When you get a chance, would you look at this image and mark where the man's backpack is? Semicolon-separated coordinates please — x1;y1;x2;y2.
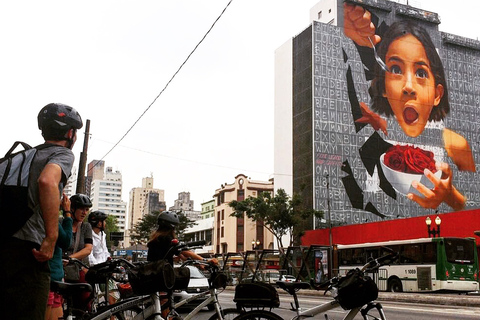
0;141;42;237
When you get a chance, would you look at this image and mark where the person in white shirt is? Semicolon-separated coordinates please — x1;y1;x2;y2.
88;211;119;304
88;211;110;265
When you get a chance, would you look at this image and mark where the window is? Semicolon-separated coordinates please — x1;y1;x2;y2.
445;238;475;264
318;10;322;19
400;244;422;264
237;189;245;201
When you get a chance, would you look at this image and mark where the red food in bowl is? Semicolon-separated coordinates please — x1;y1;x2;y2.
384;145;436;174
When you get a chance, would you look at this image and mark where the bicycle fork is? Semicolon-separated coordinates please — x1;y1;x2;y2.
151;293;164;320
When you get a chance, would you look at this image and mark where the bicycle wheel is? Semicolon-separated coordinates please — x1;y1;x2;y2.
207;307;243;320
232;310;283;320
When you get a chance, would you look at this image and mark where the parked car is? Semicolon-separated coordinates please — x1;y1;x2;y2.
280;275;297;282
172;265;215;311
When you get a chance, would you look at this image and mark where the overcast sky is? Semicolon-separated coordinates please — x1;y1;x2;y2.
0;0;478;210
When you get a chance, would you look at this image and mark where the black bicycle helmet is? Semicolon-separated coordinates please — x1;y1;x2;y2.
157;211;180;229
38;103;83;140
88;210;108;227
70;193;93;211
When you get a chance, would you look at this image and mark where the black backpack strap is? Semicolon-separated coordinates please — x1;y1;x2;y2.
4;141;32;158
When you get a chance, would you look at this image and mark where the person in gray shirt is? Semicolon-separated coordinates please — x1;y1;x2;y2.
1;103;83;320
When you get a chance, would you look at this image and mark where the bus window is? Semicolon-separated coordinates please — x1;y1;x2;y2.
365;247;379;261
444;239;475;264
380;245;400;264
400;244;422;264
339;249;351;266
352;248;365;265
422;243;436;263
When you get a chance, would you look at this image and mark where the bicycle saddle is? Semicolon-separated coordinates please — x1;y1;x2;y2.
50;280;93;296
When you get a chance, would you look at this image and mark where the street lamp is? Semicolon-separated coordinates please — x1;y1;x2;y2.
251;239;260;250
426;216;441;238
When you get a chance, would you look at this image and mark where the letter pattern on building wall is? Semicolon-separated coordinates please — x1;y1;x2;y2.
313;4;480;227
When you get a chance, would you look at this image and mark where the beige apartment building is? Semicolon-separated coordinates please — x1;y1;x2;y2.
127;176;165;244
213;174;274;254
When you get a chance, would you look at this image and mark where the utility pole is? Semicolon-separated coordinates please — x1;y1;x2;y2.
76;119;90;194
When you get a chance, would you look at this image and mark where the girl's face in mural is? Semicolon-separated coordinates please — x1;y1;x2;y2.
383;34;444;137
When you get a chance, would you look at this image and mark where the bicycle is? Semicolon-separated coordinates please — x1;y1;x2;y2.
232;250;398;320
128;239;243;320
52;240;242;320
52;257;142;319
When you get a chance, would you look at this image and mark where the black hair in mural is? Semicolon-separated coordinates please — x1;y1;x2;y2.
369;20;450;121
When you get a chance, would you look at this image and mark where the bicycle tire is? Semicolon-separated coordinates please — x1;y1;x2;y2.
207;307;244;320
232;310;283;320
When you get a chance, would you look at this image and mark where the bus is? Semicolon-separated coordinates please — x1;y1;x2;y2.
337;237;479;293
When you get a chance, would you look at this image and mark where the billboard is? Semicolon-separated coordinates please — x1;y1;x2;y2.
313;0;480;225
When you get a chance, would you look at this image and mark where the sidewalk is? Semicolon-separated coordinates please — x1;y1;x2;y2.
226;286;480;307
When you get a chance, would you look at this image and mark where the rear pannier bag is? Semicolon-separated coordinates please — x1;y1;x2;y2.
172;266;190;290
233;282;280;308
335;268;378;310
128;260;175;295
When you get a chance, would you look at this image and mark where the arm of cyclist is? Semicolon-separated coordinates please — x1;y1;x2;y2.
179;250;218;265
70;243;93;261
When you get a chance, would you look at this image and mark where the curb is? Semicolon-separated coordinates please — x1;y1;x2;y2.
225;286;480;307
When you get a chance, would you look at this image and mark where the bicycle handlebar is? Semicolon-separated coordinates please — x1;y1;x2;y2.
163;239;207;260
361;251;398;272
174;240;207;252
66;257;137;270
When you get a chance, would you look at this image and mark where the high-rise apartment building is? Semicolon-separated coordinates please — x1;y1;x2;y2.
169;191;201;221
90;166;127;234
127;177;165;243
63;166;77;198
169;191;194;211
86;160;105;197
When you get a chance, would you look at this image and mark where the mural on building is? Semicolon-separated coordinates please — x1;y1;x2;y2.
314;1;480;225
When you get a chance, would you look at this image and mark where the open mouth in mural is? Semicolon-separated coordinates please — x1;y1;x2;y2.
403;107;418;125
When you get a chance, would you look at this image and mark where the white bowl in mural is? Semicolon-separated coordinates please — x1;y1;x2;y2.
380;153;442;196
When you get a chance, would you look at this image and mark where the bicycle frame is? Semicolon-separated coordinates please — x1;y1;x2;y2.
293;299;362;320
173;287;222;320
86;295;152;320
84;286;227;320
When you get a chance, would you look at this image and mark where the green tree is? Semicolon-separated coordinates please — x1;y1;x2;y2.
105;215;119;250
130;211;161;244
229;188;323;254
130;211;196;244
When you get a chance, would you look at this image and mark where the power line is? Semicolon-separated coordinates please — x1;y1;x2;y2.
90;137;283;176
95;0;234;166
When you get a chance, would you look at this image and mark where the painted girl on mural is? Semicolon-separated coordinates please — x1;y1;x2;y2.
343;2;475;211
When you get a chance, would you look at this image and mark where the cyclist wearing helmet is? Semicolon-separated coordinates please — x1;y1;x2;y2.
64;193;93;311
1;103;83;320
88;210;119;305
147;211;217;318
88;210;110;265
147;211;217;264
66;193;93;263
